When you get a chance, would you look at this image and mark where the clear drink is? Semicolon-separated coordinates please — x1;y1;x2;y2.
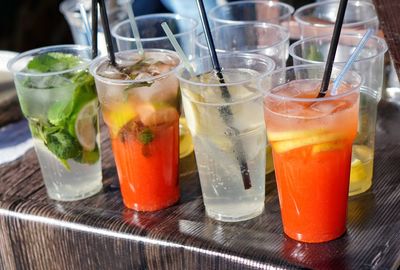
178;54;275;222
8;45;103;201
90;49;181;211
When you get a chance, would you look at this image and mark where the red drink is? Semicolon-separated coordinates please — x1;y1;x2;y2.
262;68;361;243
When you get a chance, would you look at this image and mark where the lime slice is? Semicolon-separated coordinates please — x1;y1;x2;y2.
75;99;98;151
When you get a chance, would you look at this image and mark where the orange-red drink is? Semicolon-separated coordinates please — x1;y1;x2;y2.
90;49;181;211
261;66;361;243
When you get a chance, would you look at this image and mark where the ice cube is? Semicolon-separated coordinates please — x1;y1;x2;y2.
309;100;349;116
97;62;130;80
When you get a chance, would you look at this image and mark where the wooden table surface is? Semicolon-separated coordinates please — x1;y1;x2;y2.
1;94;400;270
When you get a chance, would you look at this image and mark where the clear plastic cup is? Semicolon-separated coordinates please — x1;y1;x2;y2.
208;0;294;29
111;13;198;60
60;0;127;54
289;34;388;196
260;65;362;242
196;22;289;69
8;45;103;201
294;0;378;38
177;53;275;222
90;49;181;211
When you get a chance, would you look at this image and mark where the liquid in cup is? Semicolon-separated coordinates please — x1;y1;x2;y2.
8;45;103;201
90;49;180;211
289;34;388;196
262;66;361;242
178;54;275;222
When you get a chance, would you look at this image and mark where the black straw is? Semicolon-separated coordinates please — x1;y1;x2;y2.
91;0;98;59
98;0;116;66
317;0;348;98
195;0;252;190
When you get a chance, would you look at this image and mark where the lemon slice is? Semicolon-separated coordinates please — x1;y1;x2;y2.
312;141;344;154
104;103;137;137
272;132;345;153
350;159;367;183
266;144;274;174
179;117;194;158
75;99;98;151
268;128;327;142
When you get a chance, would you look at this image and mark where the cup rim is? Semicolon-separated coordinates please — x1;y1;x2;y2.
209;0;294;25
259;64;362;103
289;33;388;65
294;0;378;29
89;48;182;85
7;44;92;77
177;52;276;88
59;0;122;17
177;53;276;106
111;13;198;43
195;22;289;53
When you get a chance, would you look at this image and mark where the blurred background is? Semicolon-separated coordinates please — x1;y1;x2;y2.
0;0;313;52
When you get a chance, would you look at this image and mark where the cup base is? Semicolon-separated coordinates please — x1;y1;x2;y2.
284;227;346;243
206;204;264;222
123;193;180;212
47;183;103;202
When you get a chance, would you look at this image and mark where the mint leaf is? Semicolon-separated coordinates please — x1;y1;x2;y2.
124;81;154;91
46;130;82;160
307;45;324;62
27;53;81;73
138;128;154;145
47;100;73;126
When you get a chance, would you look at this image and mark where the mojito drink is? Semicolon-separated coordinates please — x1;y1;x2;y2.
8;45;102;201
262;67;361;242
178;54;275;222
90;49;180;211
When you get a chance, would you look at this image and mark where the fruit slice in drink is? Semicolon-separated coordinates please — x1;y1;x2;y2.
92;50;181;211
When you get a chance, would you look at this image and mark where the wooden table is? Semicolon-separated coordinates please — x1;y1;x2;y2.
1;95;400;270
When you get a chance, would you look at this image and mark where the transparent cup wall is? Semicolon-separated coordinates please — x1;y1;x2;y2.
289;34;388;195
112;13;198;60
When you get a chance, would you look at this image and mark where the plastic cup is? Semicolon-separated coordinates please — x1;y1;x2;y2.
208;0;294;29
177;53;275;222
90;49;181;211
289;34;388;196
294;0;378;39
260;65;362;243
8;45;103;201
112;13;198;60
60;0;127;54
196;22;289;69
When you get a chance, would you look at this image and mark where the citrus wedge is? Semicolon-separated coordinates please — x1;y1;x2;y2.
75;99;98;151
179;117;194;158
268;128;327;142
312;141;344;154
272;132;345;153
350;159;367;183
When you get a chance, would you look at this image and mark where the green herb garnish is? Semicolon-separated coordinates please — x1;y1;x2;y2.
27;52;82;73
25;53;99;169
138;128;154;145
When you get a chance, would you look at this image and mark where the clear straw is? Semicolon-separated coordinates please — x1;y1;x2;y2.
79;3;92;46
161;22;195;76
332;29;374;95
125;2;144;56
